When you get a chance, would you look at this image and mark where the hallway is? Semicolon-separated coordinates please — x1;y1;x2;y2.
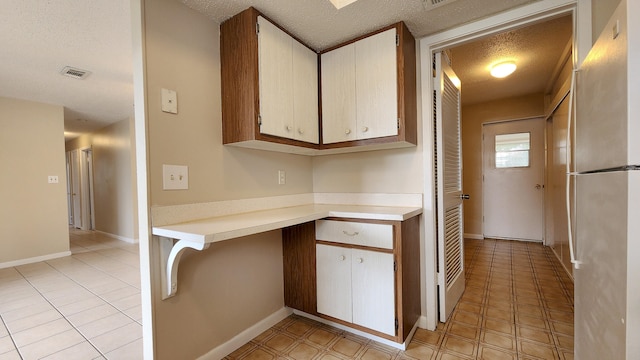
226;239;574;359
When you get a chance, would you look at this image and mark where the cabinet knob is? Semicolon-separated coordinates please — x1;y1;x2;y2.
356;258;363;263
339;255;346;261
298;128;304;134
286;125;292;131
345;129;351;135
362;126;369;132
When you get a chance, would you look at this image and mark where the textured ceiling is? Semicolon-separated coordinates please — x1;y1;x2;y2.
450;15;573;105
0;0;569;140
0;0;133;139
181;0;540;51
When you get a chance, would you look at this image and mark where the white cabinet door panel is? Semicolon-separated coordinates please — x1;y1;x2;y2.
321;44;357;144
258;17;294;138
292;40;319;144
351;249;395;336
316;244;352;323
355;28;398;140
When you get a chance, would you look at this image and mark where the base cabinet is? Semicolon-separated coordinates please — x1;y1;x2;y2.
317;244;396;336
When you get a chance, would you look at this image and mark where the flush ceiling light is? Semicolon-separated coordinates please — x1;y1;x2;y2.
328;0;358;9
490;61;517;78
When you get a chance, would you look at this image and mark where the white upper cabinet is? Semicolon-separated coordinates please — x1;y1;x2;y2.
321;28;398;144
355;29;398;140
321;44;357;144
258;16;318;144
292;40;319;144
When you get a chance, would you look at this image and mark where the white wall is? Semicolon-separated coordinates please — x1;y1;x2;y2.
0;97;69;265
66;118;138;241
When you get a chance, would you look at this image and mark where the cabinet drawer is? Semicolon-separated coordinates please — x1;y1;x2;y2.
316;220;393;249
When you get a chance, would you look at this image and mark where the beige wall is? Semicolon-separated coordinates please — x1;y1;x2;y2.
592;0;622;42
461;94;545;237
0;97;69;264
66;118;138;240
142;0;313;357
312;147;423;194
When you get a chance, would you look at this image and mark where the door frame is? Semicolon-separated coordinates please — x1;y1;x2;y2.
419;0;590;330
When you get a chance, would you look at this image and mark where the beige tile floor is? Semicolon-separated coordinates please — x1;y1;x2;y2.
225;238;574;360
0;229;142;360
1;233;573;360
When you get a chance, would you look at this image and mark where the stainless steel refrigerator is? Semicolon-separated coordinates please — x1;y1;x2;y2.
572;0;640;358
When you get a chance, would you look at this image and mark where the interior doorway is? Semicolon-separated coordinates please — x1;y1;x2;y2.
422;1;584;330
67;147;95;231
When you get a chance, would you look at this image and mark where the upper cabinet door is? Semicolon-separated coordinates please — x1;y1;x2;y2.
355;28;398;140
258;17;294;139
321;44;357;144
292;40;319;144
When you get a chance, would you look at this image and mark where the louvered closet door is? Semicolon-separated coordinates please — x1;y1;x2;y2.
434;52;465;322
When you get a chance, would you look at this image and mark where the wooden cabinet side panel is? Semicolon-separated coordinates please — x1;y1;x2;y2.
221;8;259;144
398;23;417;145
283;222;317;314
399;215;421;340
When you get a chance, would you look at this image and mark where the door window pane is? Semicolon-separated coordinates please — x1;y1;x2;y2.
495;132;530;168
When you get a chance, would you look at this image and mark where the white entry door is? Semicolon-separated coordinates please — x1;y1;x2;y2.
483;118;545;241
434;52;465;322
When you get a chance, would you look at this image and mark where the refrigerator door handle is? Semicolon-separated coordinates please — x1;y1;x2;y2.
566;69;582;270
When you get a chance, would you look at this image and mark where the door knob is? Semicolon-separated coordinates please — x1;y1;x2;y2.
460;194;470;200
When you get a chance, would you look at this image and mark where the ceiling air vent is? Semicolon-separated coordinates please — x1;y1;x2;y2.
422;0;457;11
60;66;91;80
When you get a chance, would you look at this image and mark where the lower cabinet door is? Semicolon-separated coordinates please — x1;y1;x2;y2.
316;244;352;323
351;249;395;336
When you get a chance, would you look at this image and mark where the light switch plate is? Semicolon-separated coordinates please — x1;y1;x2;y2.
163;164;188;190
161;88;178;114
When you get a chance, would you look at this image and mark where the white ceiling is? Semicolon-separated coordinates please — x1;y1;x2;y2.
0;0;572;141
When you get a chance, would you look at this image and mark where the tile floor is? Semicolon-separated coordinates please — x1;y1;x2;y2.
0;229;142;360
1;233;574;360
225;238;574;360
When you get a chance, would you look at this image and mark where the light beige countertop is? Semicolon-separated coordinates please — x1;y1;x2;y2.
152;203;422;244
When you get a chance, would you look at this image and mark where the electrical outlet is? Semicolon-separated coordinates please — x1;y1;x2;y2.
163;164;188;190
48;175;59;184
278;170;286;185
161;88;178;114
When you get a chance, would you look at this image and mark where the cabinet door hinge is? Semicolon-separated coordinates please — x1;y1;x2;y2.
395;34;400;47
397;118;400;130
258;115;262;127
256;22;260;35
395;318;399;331
393;261;397;272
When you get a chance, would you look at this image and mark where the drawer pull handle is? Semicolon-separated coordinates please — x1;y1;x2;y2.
342;231;359;236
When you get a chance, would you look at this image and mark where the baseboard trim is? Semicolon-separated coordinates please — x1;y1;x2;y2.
198;307;293;360
464;233;484;240
292;310;414;351
0;251;72;269
96;230;138;244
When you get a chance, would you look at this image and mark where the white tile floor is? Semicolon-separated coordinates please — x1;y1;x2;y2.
0;229;142;360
